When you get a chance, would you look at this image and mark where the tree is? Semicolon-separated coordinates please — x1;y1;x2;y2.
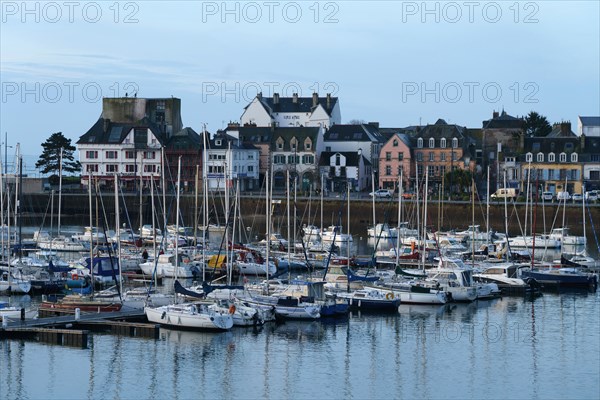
524;111;552;137
35;132;81;175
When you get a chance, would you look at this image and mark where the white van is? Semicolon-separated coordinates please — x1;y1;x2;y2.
490;188;517;200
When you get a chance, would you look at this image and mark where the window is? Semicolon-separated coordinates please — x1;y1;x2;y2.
548;169;555;180
537;152;544;162
417;152;423;162
276;137;284;150
86;164;98;172
440;165;446;175
274;155;285;164
106;164;118;173
335;154;341;165
302;155;314;164
571;169;579;180
548;153;555;162
526;152;533;162
417;165;423;176
429;152;435;162
288;155;299;164
105;151;117;159
304;138;312;150
560;152;567;162
398;152;403;161
571;153;578;162
565;142;574;151
393;139;398;147
248;166;254;172
452;152;457;161
144;165;156;173
86;151;98;159
385;165;391;175
397;165;403;175
440;152;446;161
385;152;391;161
417;138;423;148
428;165;435;176
290;137;298;151
215;139;222;146
440;138;446;148
125;164;136;173
143;151;156;159
248;154;254;160
452;138;458;148
429;138;435;148
125;151;135;159
325;146;331;152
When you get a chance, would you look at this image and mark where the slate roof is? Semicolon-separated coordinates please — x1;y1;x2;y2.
271;127;320;151
416;119;472;144
226;126;273;144
579;116;600;126
323;123;385;142
77;116;164;145
547;124;577;138
166;127;202;150
318;151;371;167
482;111;525;129
210;132;259;150
250;94;338;117
523;136;581;154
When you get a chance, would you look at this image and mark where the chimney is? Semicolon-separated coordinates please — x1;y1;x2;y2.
103;118;110;133
560;121;571;135
257;92;262;100
368;122;380;129
312;92;318;107
326;93;331;109
292;93;298;103
273;93;279;104
580;133;586;150
493;110;499;119
227;121;240;129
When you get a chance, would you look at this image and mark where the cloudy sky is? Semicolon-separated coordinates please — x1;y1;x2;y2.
1;1;599;174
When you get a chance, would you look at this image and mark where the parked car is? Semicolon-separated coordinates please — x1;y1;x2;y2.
585;190;598;202
556;191;571;202
401;191;416;199
370;189;393;198
541;192;554;202
571;193;583;202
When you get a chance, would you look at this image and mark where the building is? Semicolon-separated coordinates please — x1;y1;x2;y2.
520;122;582;194
77;97;185;189
241;92;341;129
412;119;476;192
378;133;412;191
322;123;386;185
223;123;273;185
578;116;600;136
205;131;260;191
319;151;371;192
164;127;204;192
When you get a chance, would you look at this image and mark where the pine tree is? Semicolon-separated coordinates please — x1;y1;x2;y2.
35;132;81;175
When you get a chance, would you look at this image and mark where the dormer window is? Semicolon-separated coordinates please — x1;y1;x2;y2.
417;138;423;148
440;138;446;148
429;138;435;148
276;137;284;150
452;138;458;148
548;153;555;162
526;152;533;162
290;137;298;151
571;152;578;162
560;152;567;162
215;139;222;146
537;152;544;162
304;137;312;151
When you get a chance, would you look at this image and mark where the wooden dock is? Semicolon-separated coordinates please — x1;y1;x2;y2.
0;308;159;348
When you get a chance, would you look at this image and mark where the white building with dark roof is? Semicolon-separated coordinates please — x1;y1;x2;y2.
205;131;260;191
319;151;371;192
241;92;340;129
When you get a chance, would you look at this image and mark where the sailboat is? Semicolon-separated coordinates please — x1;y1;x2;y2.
145;157;234;330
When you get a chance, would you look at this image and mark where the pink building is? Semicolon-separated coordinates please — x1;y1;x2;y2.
378;133;412;191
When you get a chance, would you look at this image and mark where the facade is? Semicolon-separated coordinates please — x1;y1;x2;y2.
164;127;203;192
319;151;371;192
412;119;475;191
270;127;321;191
224;124;273;185
520;122;582;194
241;92;341;129
322;123;385;184
205;131;260;191
378;133;413;191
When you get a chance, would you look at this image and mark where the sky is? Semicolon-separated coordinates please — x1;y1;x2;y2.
1;1;599;176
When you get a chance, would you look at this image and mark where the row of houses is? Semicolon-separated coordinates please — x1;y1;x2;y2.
76;95;600;195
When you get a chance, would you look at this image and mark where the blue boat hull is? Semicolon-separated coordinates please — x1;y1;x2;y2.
521;270;598;289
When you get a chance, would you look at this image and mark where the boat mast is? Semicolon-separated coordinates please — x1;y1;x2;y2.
561;176;568;249
114;174;123;297
396;172;402;266
88;172;94;290
320;173;324;248
58;147;63;236
420;167;428;271
503;171;510;262
371;170;376;231
347;180;351;262
287;170;291;282
486;166;490;248
175;156;182;285
194;165;199;257
202;124;207;282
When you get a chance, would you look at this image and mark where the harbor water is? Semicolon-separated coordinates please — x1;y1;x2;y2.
1;230;599;399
